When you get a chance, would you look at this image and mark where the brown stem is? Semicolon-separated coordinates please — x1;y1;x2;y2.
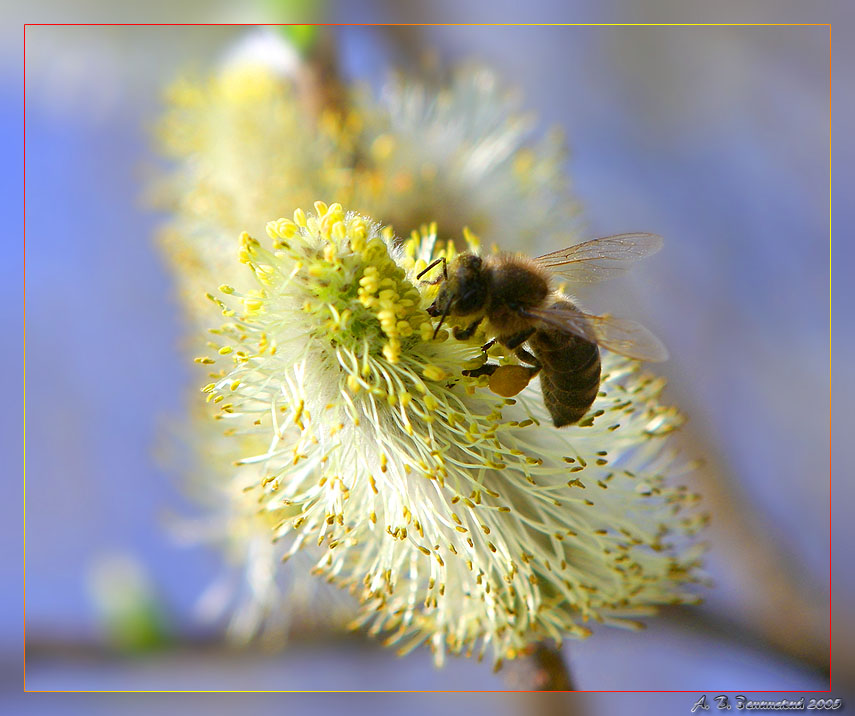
294;33;346;120
505;642;576;691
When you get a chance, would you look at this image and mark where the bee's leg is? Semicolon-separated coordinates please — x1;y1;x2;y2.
500;327;536;351
515;347;540;367
421;275;445;286
417;257;447;285
514;347;542;378
462;363;499;378
453;315;484;341
480;338;496;354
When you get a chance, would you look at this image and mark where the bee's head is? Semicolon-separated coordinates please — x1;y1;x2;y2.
424;254;488;335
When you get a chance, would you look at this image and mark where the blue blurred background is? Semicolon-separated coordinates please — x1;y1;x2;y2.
7;3;852;713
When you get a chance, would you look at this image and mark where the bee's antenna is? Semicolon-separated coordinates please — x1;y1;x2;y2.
417;256;447;282
432;299;453;340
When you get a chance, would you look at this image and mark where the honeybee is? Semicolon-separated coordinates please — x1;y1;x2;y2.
419;233;668;427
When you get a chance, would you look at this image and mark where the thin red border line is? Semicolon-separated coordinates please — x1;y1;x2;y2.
24;686;842;692
22;22;831;26
23;13;27;699
21;687;839;693
827;22;833;692
22;21;833;695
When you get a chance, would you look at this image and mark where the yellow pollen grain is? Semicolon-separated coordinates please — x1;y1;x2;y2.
346;375;361;394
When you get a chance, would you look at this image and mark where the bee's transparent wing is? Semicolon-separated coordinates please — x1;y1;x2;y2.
532;233;664;283
525;304;669;362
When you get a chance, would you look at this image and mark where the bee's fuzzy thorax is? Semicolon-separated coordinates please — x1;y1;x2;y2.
482;253;551;333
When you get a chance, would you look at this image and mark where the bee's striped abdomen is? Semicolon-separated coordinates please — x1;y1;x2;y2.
529;306;602;428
